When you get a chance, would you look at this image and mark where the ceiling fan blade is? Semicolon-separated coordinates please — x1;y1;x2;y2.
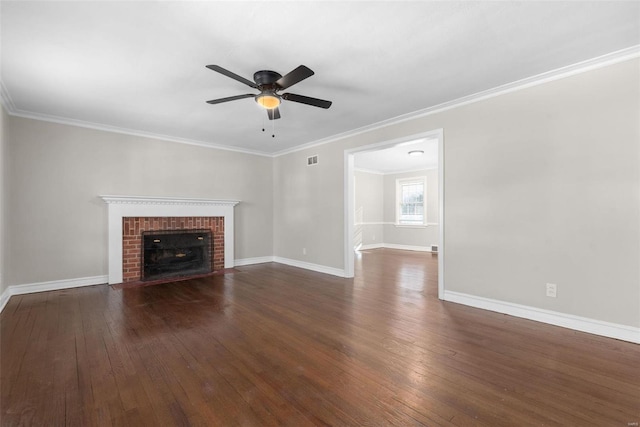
206;65;258;89
267;107;281;120
282;93;332;109
206;94;255;104
276;65;314;89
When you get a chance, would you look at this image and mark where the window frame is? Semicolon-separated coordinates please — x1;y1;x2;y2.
395;176;427;227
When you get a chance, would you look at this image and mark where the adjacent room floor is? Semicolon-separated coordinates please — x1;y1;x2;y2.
1;249;638;425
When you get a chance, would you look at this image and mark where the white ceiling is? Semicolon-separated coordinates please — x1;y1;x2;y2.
1;1;639;156
354;138;438;174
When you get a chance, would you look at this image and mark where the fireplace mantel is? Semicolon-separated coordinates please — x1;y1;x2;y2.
100;195;240;207
100;195;239;284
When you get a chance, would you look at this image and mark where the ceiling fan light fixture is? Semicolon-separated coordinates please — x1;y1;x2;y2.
206;65;331;120
256;94;281;109
408;150;424;157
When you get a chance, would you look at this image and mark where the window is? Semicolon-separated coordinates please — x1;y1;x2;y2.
396;177;426;225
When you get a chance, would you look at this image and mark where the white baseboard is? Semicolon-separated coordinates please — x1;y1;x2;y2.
236;256;346;278
234;256;275;266
3;272;635;345
0;287;10;313
0;275;108;313
360;243;434;252
0;256;346;314
444;290;640;344
273;256;347;278
382;243;432;252
10;275;108;296
359;243;384;250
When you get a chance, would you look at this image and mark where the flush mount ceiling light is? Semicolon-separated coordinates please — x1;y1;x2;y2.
408;150;424;156
255;93;281;109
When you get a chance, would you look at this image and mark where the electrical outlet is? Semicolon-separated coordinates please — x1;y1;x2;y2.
546;283;557;298
302;248;306;255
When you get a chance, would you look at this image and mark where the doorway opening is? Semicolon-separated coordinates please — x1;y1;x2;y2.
344;129;445;299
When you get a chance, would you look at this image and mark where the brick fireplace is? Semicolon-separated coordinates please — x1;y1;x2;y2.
100;196;239;285
122;216;224;283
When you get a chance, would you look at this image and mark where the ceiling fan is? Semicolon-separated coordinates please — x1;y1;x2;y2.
205;65;332;120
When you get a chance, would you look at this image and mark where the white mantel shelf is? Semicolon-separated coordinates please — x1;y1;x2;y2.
100;195;240;207
100;195;240;284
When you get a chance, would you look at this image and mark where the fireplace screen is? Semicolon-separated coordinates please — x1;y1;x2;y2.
142;229;212;281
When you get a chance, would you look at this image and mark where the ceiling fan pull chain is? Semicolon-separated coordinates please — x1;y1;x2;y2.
272;115;275;138
262;115;265;132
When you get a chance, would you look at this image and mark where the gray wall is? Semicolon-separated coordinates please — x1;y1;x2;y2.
382;169;439;248
354;168;439;249
4;116;273;286
354;170;383;247
273;58;640;327
0;106;7;296
272;144;344;268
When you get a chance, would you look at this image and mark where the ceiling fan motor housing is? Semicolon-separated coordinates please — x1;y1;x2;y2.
253;70;282;87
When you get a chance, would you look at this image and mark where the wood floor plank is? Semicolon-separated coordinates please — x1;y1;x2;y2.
1;249;639;426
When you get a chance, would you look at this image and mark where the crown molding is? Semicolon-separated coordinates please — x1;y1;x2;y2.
0;96;272;157
354;166;438;175
383;166;438;175
273;45;640;157
3;45;638;158
354;167;384;175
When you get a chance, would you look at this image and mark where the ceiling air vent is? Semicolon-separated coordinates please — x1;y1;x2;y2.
307;155;318;166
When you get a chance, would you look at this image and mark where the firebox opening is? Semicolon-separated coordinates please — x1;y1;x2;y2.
142;229;212;281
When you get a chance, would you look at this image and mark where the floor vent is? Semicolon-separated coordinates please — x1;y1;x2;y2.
431;245;438;252
307;155;318;166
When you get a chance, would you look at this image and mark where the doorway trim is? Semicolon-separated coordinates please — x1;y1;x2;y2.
343;128;444;299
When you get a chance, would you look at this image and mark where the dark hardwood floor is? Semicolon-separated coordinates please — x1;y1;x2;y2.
1;249;638;426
